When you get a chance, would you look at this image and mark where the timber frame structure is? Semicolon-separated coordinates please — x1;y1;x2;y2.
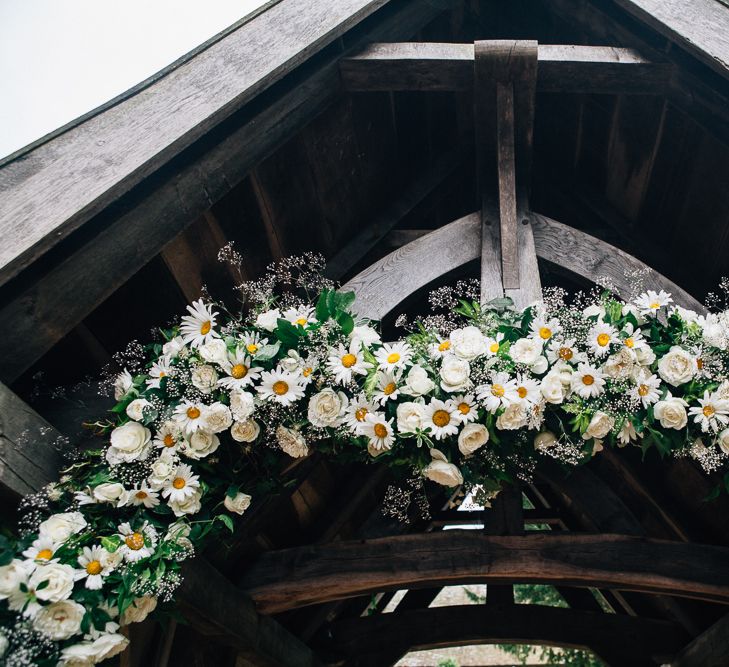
2;1;729;665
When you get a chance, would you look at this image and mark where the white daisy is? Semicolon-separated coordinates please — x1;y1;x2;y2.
240;331;268;357
546;338;586;365
476;372;518;413
689;391;729;433
484;333;505;357
146;356;173;389
343;394;377;435
635;290;673;317
372;369;402;406
180;300;220;348
423;399;459;440
361;413;395;452
256;368;306;406
161;463;200;503
283;306;316;328
117;523;158;562
512;374;542;406
22;537;59;564
326;343;373;385
621;324;647;351
153;421;185;452
126;482;160;509
374;342;412;371
173;401;208;435
587;322;618;357
571;364;606;399
450;394;477;425
217;348;262;390
76;545;116;590
530;317;561;343
630;372;661;408
429;336;453;360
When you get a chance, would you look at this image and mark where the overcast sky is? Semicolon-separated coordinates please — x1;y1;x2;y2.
0;0;270;159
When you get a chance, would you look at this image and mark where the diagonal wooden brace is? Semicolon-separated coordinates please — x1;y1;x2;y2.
475;40;540;309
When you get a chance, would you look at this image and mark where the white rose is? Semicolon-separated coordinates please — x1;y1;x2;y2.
0;560;29;599
198;338;228;364
39;512;87;543
718;429;729;455
350;325;380;349
657;346;696;387
635;346;656;367
440;355;471;392
230;390;255;421
654;396;689;429
584;411;614;440
403;365;435;397
59;640;100;666
168;489;202;517
716;380;729;402
701;315;726;349
534;431;557;451
148;450;178;489
496;403;528;430
113;370;133;401
231;419;261;443
184;431;220;460
276;425;309;458
29;563;75;602
191;365;219;395
90;633;129;662
450;326;487;361
92;482;127;506
423;449;463;486
200;402;232;433
255;308;281;332
120;595;158;625
107;422;152;464
0;631;7;656
280;350;302;373
458;423;489;456
673;306;700;325
162;336;186;358
602;348;635;380
308;389;348;427
224;491;252;515
510;338;542;366
125;398;151;422
540;373;565;404
33;600;85;640
396;402;425;433
583;304;605;319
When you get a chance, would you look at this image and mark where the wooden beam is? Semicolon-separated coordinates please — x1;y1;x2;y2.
321;604;688;666
238;531;729;613
671;611;729;667
0;0;447;384
340;43;671;93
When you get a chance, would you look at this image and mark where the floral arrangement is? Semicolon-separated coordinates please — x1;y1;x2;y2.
2;253;729;666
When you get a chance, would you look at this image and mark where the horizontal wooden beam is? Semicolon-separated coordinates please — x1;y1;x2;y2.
340;43;671;93
322;604;688;666
239;531;729;613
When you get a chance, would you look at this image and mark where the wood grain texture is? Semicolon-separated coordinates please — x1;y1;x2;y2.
239;531;729;613
323;604;687;666
0;0;395;285
0;0;445;384
496;81;519;289
670;611;729;667
340;42;670;93
0;381;62;496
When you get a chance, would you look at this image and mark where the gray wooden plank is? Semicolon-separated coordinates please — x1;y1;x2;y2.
340;43;670;93
505;213;542;310
496;81;519;289
0;0;396;286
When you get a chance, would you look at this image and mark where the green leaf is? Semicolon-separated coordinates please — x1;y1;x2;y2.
274;319;302;348
216;514;235;533
315;290;331;322
101;535;122;553
337;312;355;336
255;342;281;361
225;484;240;499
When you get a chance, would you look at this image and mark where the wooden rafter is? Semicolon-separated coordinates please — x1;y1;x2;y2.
239;531;729;614
670;611;729;667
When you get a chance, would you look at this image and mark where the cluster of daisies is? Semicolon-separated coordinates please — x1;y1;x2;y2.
3;275;729;666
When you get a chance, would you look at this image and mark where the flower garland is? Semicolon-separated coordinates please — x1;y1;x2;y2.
2;254;729;666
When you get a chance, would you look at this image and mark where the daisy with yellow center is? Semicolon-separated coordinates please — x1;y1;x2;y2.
146;356;173;389
450;394;477;425
161;463;200;504
283;306;316;328
372;369;403;406
76;545;117;590
374;342;412;371
343;394;377;435
630;372;661;408
587;322;618;357
635;290;672;317
361;413;395;452
476;372;518;413
423;399;459;440
530;317;561;343
117;522;157;562
571;363;606;399
218;348;262;391
22;537;58;563
429;336;453;359
511;374;541;406
620;324;647;352
153;422;184;451
180;299;220;348
484;333;505;357
326;343;373;385
240;331;268;357
173;401;209;435
126;481;160;509
256;368;306;406
689;391;729;433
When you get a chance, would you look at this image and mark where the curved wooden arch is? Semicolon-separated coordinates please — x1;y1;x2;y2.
238;531;729;614
323;605;688;666
342;210;704;319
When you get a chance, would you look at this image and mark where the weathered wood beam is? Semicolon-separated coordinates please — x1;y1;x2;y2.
670;611;729;667
321;604;688;667
341;43;671;93
238;531;729;613
0;0;448;384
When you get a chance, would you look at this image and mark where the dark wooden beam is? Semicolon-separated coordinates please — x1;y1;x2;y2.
239;531;729;613
670;611;729;667
320;604;688;667
341;43;671;93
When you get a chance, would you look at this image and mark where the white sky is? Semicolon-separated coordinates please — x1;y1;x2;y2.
0;0;271;160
